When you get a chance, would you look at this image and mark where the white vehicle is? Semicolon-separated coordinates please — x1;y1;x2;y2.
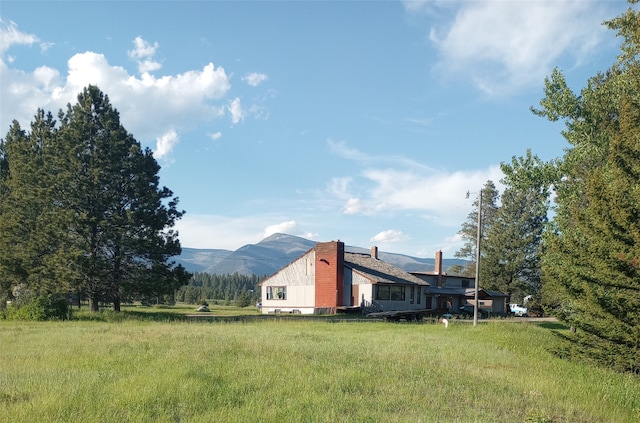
510;303;528;317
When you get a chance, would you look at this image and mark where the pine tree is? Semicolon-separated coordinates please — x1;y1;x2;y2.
481;151;552;302
1;86;190;312
534;2;640;372
454;180;499;276
57;86;190;311
0;112;76;301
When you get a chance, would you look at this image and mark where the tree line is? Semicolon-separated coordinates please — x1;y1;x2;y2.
0;86;190;315
175;272;265;307
453;2;639;374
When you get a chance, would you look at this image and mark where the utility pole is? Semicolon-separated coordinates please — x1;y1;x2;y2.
473;190;482;327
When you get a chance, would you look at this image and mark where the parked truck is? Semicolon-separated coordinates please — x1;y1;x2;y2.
509;303;528;317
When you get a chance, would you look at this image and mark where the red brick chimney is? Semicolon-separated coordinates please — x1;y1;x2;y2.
314;241;345;310
371;246;378;260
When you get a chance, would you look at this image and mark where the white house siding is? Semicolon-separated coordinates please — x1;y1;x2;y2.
349;271;373;305
261;251;316;314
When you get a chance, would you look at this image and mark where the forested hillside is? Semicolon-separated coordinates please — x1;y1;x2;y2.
175;273;265;306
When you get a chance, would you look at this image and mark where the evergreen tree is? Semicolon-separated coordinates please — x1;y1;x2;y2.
235;289;252;308
57;86;189;311
0;113;77;302
0;86;190;312
534;2;640;372
454;180;500;276
481;151;552;301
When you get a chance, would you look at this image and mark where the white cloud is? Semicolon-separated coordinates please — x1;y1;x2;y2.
174;215;316;250
228;97;244;124
155;129;179;159
128;36;161;74
0;19;38;57
327;141;504;226
128;36;158;60
423;1;611;95
174;215;266;250
39;42;54;54
343;198;363;215
242;72;268;86
264;220;299;238
328;138;435;171
1;38;234;158
371;230;408;244
327;177;352;199
356;166;503;220
209;131;222;141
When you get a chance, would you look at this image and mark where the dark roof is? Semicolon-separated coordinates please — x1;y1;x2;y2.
424;286;508;298
482;289;509;298
344;252;430;286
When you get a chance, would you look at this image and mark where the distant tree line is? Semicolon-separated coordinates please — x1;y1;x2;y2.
176;272;266;307
0;86;190;317
453;2;640;374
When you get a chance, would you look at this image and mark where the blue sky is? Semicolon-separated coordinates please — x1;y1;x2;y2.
0;1;633;258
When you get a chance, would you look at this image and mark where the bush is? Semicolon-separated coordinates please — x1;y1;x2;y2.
4;294;72;321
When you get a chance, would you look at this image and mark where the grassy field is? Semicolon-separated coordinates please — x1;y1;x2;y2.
0;315;638;422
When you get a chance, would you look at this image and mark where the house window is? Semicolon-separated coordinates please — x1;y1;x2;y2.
417;287;421;304
267;286;286;300
376;285;390;301
410;287;415;304
462;279;470;288
390;286;405;301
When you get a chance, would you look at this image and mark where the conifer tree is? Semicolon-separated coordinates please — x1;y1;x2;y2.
534;2;640;372
454;180;499;277
0;112;75;301
0;86;190;311
57;86;189;311
481;151;552;301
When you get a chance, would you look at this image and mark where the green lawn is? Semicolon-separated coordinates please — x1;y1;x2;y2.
1;317;638;422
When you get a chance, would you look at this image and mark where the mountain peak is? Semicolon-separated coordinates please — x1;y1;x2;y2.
176;234;467;276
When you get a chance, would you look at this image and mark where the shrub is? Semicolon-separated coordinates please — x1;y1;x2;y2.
5;294;72;321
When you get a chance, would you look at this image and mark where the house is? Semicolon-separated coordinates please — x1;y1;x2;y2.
411;250;508;314
259;241;431;315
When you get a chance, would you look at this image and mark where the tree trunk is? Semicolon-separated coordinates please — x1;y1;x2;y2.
112;296;121;312
89;296;99;312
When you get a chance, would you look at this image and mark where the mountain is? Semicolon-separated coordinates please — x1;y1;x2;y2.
176;233;467;276
203;233;316;276
173;248;232;273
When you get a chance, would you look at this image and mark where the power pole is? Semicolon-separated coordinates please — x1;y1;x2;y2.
473;190;482;327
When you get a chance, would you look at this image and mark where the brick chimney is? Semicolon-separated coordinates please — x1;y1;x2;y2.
435;250;444;287
371;246;378;260
314;241;345;310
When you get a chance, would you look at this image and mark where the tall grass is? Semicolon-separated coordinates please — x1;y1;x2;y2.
0;318;638;422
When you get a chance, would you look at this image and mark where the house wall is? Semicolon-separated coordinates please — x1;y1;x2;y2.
413;274;474;289
348;270;373;306
261;251;316;314
442;276;475;289
371;284;429;312
485;297;506;314
462;295;507;314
